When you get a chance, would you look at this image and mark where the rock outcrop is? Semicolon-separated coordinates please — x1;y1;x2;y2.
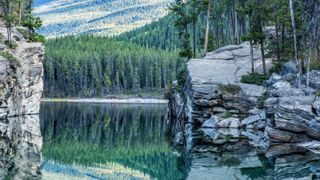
0;26;44;179
168;42;320;156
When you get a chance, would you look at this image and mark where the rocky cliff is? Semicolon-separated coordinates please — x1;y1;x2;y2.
168;42;320;156
0;26;44;179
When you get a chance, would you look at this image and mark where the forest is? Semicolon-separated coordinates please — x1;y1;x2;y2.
44;36;185;97
1;0;319;98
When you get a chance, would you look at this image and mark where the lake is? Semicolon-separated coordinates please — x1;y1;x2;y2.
39;102;320;179
40;102;186;179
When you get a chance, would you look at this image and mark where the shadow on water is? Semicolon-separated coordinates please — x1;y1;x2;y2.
40;102;187;179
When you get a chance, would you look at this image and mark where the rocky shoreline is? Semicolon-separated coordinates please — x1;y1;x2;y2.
168;42;320;175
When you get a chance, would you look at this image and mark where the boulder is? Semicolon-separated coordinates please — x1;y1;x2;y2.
274;96;320;140
265;73;282;87
269;81;306;97
280;61;297;76
309;70;320;90
216;117;241;129
266;126;312;143
313;98;320;116
202;116;216;128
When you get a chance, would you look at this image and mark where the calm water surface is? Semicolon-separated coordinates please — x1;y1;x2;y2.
40;102;185;179
40;102;320;180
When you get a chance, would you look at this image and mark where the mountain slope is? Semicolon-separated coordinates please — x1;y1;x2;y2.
34;0;172;38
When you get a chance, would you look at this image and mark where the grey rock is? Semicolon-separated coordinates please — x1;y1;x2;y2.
280;61;297;76
270;81;306;97
313;98;320;116
265;73;282;86
205;51;234;60
242;115;261;125
173;132;184;146
266;126;312;143
0;44;5;51
216;117;241;128
202;116;216;128
273;96;320;140
309;70;320;90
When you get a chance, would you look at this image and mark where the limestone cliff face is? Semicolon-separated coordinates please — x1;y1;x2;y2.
168;42;320;152
0;26;44;179
168;43;268;145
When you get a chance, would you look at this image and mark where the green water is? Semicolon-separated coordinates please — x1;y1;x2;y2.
40;102;186;180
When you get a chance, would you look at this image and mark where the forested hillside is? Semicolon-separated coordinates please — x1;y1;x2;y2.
42;0;320;98
44;36;185;97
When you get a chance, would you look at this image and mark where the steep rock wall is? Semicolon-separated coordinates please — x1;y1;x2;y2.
0;27;44;179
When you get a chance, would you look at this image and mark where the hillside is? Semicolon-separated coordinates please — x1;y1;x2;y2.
43;35;185;97
34;0;173;38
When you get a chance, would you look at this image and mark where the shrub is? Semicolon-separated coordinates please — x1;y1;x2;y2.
257;92;269;109
17;28;46;43
269;61;284;74
219;84;241;95
310;59;320;70
0;51;20;66
30;34;46;43
177;68;186;92
316;91;320;97
241;73;269;85
222;111;232;118
164;83;172;99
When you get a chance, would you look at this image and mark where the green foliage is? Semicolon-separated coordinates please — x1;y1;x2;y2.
30;34;46;43
0;51;20;66
241;73;269;85
316;91;320;97
269;61;286;75
44;35;185;97
177;68;187;92
257;92;269;109
240;167;266;179
222;111;232;118
17;28;46;43
8;43;18;49
310;59;320;70
22;14;43;32
164;83;173;100
219;84;241;95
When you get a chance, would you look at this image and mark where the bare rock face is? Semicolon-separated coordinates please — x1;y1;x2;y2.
168;42;268;148
0;27;44;179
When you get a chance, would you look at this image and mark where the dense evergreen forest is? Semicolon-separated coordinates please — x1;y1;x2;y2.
44;0;319;97
44;36;185;97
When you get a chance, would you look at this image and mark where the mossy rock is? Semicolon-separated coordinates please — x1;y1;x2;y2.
219;84;241;95
0;51;21;67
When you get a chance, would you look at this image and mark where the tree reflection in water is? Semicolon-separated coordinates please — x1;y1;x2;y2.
40;102;186;180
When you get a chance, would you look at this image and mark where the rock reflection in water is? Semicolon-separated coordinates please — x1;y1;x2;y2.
0;115;42;180
187;128;320;180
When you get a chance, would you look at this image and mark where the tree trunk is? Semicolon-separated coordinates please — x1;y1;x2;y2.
250;41;254;73
306;47;311;88
5;0;11;45
260;40;267;75
203;2;211;56
289;0;301;88
18;1;22;26
275;20;281;61
193;22;196;58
